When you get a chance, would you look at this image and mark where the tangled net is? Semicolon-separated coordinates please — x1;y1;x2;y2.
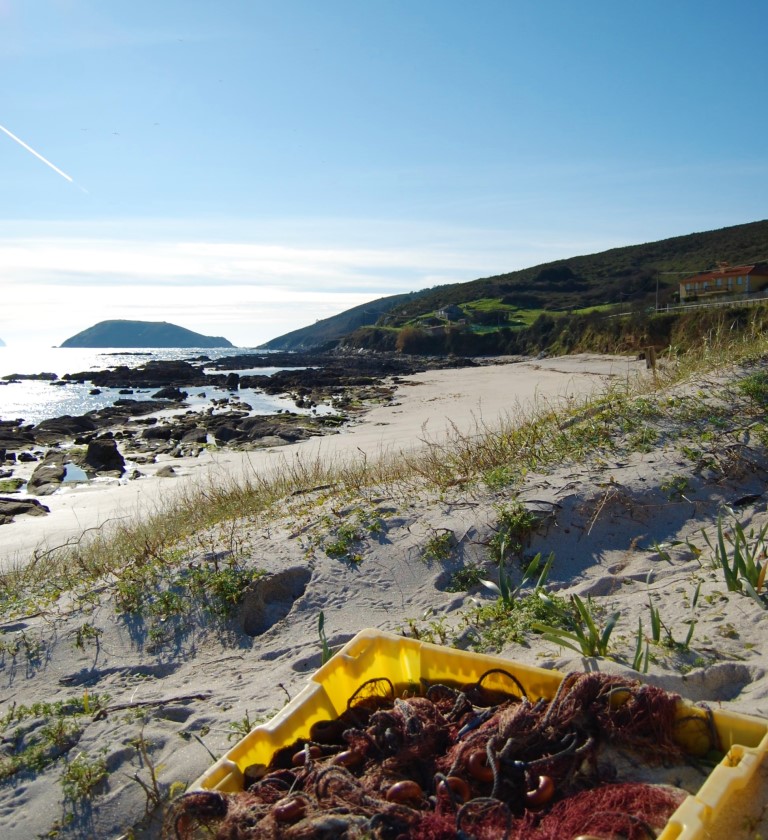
166;671;717;839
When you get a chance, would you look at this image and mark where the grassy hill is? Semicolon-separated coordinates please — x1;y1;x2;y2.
387;219;768;320
258;291;424;350
262;219;768;353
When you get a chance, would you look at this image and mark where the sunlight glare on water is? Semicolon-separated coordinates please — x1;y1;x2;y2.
0;346;323;425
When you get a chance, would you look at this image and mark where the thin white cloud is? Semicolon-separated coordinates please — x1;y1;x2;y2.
0;238;511;285
0;220;626;348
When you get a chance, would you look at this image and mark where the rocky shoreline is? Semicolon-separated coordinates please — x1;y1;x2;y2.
0;351;473;522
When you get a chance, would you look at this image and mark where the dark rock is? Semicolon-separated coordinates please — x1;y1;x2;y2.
180;428;208;445
155;465;177;477
142;426;173;441
0;496;50;525
28;465;66;494
1;371;57;381
152;386;188;401
33;415;97;443
225;373;240;390
65;360;208;389
0;419;37;450
84;439;125;473
213;425;240;443
28;452;67;495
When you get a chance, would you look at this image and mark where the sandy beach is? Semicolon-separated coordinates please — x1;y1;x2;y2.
0;354;642;568
4;351;768;840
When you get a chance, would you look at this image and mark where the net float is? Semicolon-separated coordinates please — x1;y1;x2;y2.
526;774;555;808
385;779;423;804
332;749;363;768
437;775;470;803
291;744;322;766
467;749;494;782
272;796;307;823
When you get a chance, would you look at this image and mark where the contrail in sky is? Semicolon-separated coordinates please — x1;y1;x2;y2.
0;122;74;183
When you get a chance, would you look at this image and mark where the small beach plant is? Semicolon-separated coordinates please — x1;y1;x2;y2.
480;549;554;607
445;563;483;592
60;750;108;801
318;611;332;664
647;572;700;651
736;370;768;406
704;511;768;606
632;617;650;673
533;594;620;658
227;711;255;742
421;529;454;563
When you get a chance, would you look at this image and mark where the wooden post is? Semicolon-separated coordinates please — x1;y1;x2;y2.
645;346;657;370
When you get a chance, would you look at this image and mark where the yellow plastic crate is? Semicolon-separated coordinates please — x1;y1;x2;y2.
193;628;768;839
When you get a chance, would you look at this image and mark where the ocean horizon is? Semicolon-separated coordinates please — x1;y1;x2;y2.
0;346;316;426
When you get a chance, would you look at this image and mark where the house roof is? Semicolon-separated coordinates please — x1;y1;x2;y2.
682;263;768;284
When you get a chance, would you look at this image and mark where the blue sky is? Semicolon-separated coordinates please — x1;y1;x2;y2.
2;0;767;347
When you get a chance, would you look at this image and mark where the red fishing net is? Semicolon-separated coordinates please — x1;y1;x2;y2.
166;671;712;839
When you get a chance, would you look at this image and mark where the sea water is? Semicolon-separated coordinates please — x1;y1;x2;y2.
0;346;322;425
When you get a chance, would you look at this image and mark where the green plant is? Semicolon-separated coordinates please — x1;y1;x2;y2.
226;711;255;742
73;622;102;651
146;589;186;621
400;614;452;646
533;594;620;658
632;618;650;673
60;751;108;801
703;512;768;606
318;610;332;664
660;475;691;501
463;590;571;651
480;551;554;607
737;370;768;406
41;717;82;750
0;715;83;782
186;563;266;617
626;426;659;453
421;529;454;563
130;728;165;821
647;580;700;651
445;564;484;592
323;521;363;561
146;624;171;651
483;465;518;490
489;503;540;562
648;594;662;643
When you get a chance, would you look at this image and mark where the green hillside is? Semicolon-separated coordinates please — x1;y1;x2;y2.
387;219;768;322
262;219;768;353
258;291;424;350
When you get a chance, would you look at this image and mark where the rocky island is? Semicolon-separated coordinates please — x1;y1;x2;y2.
59;319;234;348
